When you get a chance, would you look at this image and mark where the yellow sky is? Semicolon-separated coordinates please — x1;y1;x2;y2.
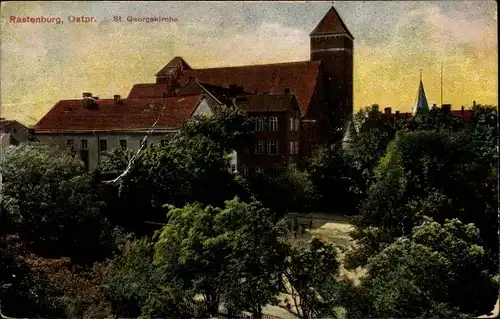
1;1;497;126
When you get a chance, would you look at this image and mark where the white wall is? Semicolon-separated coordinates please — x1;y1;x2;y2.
36;131;177;171
192;98;214;117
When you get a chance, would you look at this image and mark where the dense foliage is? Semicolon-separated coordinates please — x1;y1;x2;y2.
1;104;497;318
0;143;119;264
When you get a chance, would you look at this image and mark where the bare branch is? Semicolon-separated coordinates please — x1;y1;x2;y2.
102;105;167;186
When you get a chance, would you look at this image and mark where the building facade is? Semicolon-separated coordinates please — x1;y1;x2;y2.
0;118;33;149
34;5;355;173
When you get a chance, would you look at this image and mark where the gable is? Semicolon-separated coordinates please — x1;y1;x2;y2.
191;98;214;118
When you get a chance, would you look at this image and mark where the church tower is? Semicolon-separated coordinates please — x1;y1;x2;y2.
412;71;430;117
310;5;354;142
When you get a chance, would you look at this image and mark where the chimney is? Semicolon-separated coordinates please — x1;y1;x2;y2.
284;88;290;95
83;92;92;108
441;104;451;114
114;95;122;105
473;100;476;107
371;104;379;112
384;107;391;114
432;103;437;109
395;110;400;116
461;105;465;114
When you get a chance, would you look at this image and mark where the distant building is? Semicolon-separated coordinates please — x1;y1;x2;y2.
0;118;32;149
177;77;303;175
361;77;474;123
34;5;356;175
34;94;202;171
412;74;430;117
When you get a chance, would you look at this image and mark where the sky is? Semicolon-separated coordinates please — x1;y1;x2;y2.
1;1;497;126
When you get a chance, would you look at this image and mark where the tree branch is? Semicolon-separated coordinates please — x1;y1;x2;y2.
103;105;167;186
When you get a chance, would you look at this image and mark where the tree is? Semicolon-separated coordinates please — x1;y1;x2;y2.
362;218;497;318
283;237;347;319
403;106;466;132
347;128;498;269
179;107;255;154
410;218;498;315
362;238;456;318
308;144;361;215
1;235;112;318
100;110;253;234
93;237;192;318
347;106;397;194
0;143;117;264
247;165;316;217
154;197;285;317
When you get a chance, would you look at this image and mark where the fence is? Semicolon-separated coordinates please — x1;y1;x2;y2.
216;314;282;319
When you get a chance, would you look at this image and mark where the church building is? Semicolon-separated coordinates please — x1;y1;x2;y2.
34;6;355;174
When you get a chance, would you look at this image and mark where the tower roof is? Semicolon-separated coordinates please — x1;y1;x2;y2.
342;119;357;145
412;78;430;116
310;6;354;39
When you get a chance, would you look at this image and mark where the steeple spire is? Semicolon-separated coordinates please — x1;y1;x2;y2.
412;70;429;116
342;119;357;149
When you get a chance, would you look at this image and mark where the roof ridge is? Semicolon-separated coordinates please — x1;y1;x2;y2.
189;60;319;71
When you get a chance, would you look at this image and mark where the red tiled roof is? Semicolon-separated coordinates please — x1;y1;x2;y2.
128;83;170;99
127;60;322;115
34;96;202;133
310;6;354;39
236;94;296;113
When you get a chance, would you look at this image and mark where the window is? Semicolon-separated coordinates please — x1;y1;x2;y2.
231;164;237;173
242;165;248;177
289;117;294;131
66;139;74;151
290;141;300;155
255;117;264;131
255;140;264;155
81;139;88;150
255;167;263;174
294;118;300;131
244;147;250;155
267;140;279;155
120;139;127;149
100;139;107;154
269;116;278;131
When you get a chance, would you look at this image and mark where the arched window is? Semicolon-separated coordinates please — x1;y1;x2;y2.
257;140;264;155
267;140;278;155
255;117;264;131
294;118;300;131
269;116;278;131
289;117;294;131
